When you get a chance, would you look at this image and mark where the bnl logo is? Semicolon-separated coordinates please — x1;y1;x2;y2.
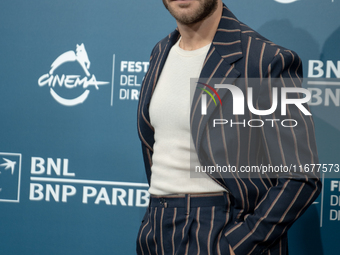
0;153;22;203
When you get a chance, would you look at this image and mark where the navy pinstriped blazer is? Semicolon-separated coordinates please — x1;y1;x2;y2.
137;5;321;255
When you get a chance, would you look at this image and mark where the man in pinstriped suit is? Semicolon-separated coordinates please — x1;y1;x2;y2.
137;1;321;254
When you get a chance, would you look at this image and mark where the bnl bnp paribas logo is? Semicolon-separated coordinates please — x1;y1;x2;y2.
38;43;109;106
0;153;22;203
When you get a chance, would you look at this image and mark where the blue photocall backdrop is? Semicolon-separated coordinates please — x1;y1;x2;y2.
0;0;339;254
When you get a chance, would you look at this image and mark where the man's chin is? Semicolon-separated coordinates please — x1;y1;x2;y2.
164;0;218;25
169;0;198;9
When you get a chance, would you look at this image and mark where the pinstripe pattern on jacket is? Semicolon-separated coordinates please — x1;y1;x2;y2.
137;5;321;255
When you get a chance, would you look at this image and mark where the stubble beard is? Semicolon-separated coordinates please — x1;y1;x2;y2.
162;0;218;25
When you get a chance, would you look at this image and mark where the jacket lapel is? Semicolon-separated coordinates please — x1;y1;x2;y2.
150;30;180;96
138;30;180;151
191;5;244;152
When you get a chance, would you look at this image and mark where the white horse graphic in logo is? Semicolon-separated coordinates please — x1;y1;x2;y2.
49;43;91;76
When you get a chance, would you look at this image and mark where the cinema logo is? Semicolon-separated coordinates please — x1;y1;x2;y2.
29;157;149;207
197;80;311;128
38;43;109;106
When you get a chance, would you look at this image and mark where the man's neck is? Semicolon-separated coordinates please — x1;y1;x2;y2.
176;2;223;51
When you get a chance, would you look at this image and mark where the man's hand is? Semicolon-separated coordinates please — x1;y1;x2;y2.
229;245;235;255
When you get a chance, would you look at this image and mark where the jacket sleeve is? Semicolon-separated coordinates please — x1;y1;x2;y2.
224;50;322;255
